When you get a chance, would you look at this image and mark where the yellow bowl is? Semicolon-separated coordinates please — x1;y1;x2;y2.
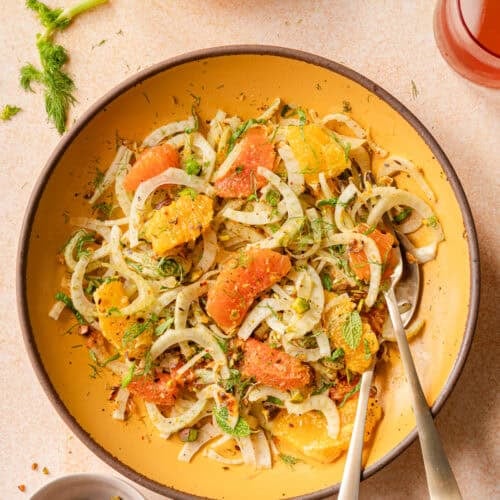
17;46;479;499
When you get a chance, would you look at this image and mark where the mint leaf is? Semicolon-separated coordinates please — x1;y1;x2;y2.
342;311;363;349
214;406;251;437
338;380;361;408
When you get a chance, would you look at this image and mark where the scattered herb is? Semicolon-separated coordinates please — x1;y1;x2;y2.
143;350;153;376
297;107;307;126
338;380;361;408
266;395;284;406
185;156;202;175
120;361;136;388
342;100;352;113
317;197;339;208
55;291;86;324
215;337;229;353
106;306;121;316
312;381;334;395
122;315;155;345
265;189;280;207
363;338;372;360
1;105;21;121
235;164;244;174
247;193;257;202
92;201;113;218
328;347;345;362
425;215;439;229
292;297;310;315
342;310;363;349
92;168;105;188
219;368;253;396
158;257;183;278
227;118;264;152
21;0;109;133
363;225;377;236
75;231;95;258
155;316;174;336
332;133;351;162
411;80;419;99
178;187;197;200
213;406;251;437
394;207;412;223
279;454;302;468
320;272;333;291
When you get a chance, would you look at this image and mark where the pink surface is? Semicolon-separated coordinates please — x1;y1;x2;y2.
1;1;498;498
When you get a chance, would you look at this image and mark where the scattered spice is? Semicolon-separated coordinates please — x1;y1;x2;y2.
31;462;38;471
42;466;49;475
18;484;26;492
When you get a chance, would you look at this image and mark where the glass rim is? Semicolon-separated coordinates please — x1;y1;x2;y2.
458;0;500;58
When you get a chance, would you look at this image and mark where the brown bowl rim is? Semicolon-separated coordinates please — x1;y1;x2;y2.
16;44;480;500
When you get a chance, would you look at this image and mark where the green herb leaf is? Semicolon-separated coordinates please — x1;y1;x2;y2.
92;201;113;219
338;379;361;408
213;406;251;437
22;0;108;133
342;311;363;350
122;315;155;346
411;80;419;99
215;337;229;353
317;197;339;208
320;272;333;291
178;187;197;200
265;189;280;207
425;215;439;229
266;396;284;406
121;361;136;388
227;118;264;152
1;105;22;121
55;291;86;324
247;193;257;201
101;352;120;366
312;381;334;395
328;347;345;362
157;257;183;279
279;454;302;468
363;338;372;360
394;207;412;223
143;350;153;376
297;108;307;126
185;156;202;175
155;316;174;336
75;231;95;259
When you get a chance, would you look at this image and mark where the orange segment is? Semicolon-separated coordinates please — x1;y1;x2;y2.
128;372;185;406
123;143;180;192
214;127;276;198
94;281;153;359
286;124;350;185
271;397;382;463
348;224;397;282
240;338;311;391
142;194;213;255
206;248;291;332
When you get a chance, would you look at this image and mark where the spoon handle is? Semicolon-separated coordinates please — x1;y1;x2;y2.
384;288;463;500
338;368;373;500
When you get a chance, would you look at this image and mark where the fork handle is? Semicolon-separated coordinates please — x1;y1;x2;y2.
338;368;374;500
384;288;462;500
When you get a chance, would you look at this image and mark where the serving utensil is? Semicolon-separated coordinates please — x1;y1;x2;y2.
339;233;462;500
